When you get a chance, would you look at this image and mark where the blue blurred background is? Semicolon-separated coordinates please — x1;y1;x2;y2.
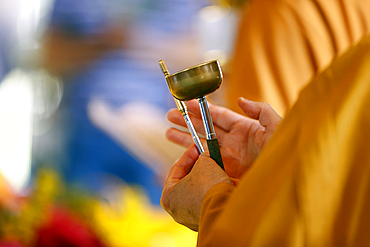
0;0;241;245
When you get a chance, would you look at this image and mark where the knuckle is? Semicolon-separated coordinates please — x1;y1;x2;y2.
262;102;272;109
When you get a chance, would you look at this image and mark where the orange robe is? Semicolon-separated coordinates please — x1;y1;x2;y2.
198;35;370;246
225;0;370;116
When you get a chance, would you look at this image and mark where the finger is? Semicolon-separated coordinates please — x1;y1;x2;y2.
166;127;196;147
187;104;242;145
183;99;201;116
186;100;246;132
167;107;207;135
178;111;232;145
167;109;187;128
166;128;207;149
165;144;199;184
167;109;207;137
237;97;282;128
207;103;245;132
168;101;236;143
230;178;240;186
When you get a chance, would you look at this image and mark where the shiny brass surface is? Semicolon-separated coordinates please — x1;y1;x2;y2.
165;60;222;101
159;59;205;154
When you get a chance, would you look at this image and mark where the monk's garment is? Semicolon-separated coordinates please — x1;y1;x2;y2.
226;0;370;116
199;36;370;246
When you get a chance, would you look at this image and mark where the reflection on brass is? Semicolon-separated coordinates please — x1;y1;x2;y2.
164;60;222;101
159;60;205;154
159;59;224;168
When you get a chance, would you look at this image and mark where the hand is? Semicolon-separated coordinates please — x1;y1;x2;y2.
161;144;233;231
166;97;282;179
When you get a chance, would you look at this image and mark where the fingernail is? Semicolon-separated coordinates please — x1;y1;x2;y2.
199;151;210;158
239;97;249;102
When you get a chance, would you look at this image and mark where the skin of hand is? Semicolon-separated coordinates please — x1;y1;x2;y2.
161;144;233;231
166;97;282;180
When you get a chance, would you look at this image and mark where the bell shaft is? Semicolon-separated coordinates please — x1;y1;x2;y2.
183;113;204;154
198;96;216;140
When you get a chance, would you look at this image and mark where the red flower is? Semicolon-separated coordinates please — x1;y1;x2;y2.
35;207;106;247
0;241;24;247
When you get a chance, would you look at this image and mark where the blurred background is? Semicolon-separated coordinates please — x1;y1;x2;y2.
0;0;246;246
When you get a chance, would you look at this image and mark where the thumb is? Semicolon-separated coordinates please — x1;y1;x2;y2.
166;144;199;184
237;97;282;128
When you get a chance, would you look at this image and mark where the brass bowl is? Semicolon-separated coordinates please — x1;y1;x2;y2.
165;60;222;101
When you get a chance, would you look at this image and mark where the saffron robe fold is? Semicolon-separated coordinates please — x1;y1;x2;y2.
199;36;370;246
226;0;370;116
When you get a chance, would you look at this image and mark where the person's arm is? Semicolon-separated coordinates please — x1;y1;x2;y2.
197;182;235;242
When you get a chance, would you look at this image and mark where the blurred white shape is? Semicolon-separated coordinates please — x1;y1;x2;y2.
16;0;54;67
88;99;186;177
31;69;63;136
17;0;41;49
0;69;33;193
196;5;240;65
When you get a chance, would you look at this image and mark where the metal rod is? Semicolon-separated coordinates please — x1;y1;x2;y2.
159;60;204;154
175;99;204;154
198;96;216;140
198;96;224;170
